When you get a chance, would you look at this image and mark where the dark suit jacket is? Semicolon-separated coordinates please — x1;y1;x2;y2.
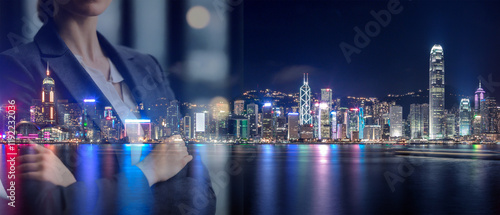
0;20;215;215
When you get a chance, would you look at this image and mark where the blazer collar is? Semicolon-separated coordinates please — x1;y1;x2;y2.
33;20;142;118
34;20;68;57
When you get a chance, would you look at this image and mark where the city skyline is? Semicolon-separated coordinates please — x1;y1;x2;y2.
232;0;500;101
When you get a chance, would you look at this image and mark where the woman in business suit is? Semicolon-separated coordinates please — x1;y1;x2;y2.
0;0;215;214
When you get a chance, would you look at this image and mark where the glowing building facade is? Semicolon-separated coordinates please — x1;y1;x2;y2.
42;65;56;125
389;105;403;138
318;102;331;140
474;81;485;113
409;104;423;139
287;113;299;140
429;44;445;140
300;73;312;125
262;103;275;140
459;99;471;136
234;100;245;115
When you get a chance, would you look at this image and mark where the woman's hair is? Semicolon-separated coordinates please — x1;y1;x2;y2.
37;0;55;23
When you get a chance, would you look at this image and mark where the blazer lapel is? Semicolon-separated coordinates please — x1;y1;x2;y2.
35;20;109;108
98;34;141;105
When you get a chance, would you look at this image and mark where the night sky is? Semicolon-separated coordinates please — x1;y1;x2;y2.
236;0;500;100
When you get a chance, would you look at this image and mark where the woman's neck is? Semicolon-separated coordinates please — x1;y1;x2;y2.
54;10;105;61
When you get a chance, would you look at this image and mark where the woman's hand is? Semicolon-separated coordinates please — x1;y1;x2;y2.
18;144;77;187
136;135;193;187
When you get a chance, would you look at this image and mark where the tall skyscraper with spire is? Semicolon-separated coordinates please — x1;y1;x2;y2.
474;80;485;113
300;73;312;125
42;63;56;125
429;44;445;140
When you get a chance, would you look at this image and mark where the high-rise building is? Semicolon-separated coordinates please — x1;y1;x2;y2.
318;102;331;140
167;100;180;135
381;113;390;140
445;113;456;138
246;103;259;138
330;111;337;139
183;116;192;139
359;107;365;139
459;99;471;136
300;124;313;140
364;125;382;140
262;103;275;140
421;103;430;139
337;124;347;139
276;116;287;141
300;73;312;125
101;106;120;141
287;113;299;140
409;104;423;139
481;97;498;133
474;81;485;113
321;88;332;105
80;99;100;141
234;100;245;115
228;116;249;139
31;99;43;124
194;112;207;140
429;44;445;140
347;108;359;139
42;65;56;125
211;101;229;140
390;105;403;138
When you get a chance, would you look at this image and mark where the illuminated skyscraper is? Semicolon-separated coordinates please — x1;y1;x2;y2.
445;113;456;138
194;112;207;140
459;99;471;136
409;104;423;139
211;100;229;140
82;99;98;141
389;105;403;138
330;111;337;139
183;116;192;139
358;107;365;139
42;64;56;125
287;113;299;140
481;97;498;133
318;102;331;140
246;103;259;137
474;81;485;113
321;88;332;105
429;44;445;140
262;103;275;140
347;108;359;139
234;100;245;115
300;73;312;125
421;103;430;139
167;100;180;135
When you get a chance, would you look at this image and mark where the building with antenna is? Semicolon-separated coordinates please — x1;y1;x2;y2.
429;44;445;140
300;73;312;125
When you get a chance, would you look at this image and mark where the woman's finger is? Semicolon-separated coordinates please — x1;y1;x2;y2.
18;154;43;163
20;171;44;181
18;163;42;172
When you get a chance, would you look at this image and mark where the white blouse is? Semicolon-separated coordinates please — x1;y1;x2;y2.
75;55;144;164
74;55;138;122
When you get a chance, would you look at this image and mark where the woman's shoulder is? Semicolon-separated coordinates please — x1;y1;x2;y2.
0;41;42;69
